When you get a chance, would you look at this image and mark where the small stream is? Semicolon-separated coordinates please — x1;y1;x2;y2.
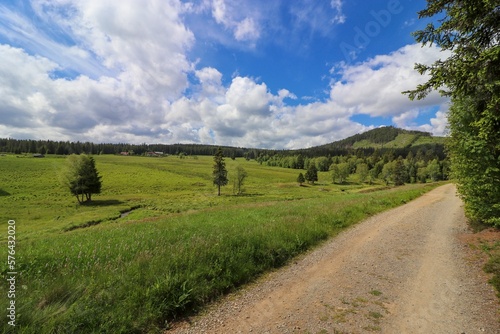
120;211;132;218
120;206;140;218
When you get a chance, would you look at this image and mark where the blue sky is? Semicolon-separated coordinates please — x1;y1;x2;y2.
0;0;450;149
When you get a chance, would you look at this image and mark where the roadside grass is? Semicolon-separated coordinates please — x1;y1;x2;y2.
0;154;441;333
481;241;500;296
463;219;500;297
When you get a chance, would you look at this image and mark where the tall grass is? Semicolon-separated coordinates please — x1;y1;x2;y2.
5;185;437;333
0;154;441;333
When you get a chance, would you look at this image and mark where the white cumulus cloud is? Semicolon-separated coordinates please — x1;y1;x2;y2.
328;44;450;136
0;0;450;149
210;0;261;43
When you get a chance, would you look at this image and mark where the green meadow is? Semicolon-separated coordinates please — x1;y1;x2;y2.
0;154;441;333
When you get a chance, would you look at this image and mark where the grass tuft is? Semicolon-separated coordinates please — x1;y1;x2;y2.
369;290;383;296
483;241;500;296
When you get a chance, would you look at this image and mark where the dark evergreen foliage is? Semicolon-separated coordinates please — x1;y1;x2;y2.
304;164;318;184
212;147;228;196
1;127;448;185
0;127;444;161
297;173;305;185
63;155;102;203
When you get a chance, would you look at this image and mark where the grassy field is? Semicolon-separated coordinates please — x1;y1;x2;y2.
0;154;441;333
352;133;447;149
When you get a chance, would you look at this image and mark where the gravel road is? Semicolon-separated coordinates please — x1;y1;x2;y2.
169;184;499;333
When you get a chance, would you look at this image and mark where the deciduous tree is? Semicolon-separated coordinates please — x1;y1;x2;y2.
381;162;394;186
330;162;350;184
356;163;369;184
404;0;500;225
233;165;247;195
316;156;331;172
427;159;441;182
448;96;500;224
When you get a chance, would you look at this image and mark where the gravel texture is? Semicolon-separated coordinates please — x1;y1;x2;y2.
168;184;499;333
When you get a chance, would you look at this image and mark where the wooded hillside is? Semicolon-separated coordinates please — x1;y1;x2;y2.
0;126;445;160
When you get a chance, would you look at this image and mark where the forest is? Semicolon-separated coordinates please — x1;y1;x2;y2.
0;126;449;185
0;126;444;159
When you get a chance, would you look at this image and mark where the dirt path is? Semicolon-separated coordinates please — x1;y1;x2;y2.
169;184;499;333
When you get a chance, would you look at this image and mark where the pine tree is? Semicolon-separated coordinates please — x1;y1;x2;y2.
212;147;228;196
297;172;305;186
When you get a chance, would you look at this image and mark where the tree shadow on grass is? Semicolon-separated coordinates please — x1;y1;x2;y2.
80;199;124;207
0;189;10;196
232;193;264;197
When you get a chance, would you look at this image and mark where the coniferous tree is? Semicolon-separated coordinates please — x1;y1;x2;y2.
393;156;406;186
62;154;102;203
296;154;305;169
297;172;305;186
212;147;228;196
305;163;318;184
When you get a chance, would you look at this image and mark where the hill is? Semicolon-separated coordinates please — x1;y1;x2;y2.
296;126;446;158
328;126;445;149
0;126;446;159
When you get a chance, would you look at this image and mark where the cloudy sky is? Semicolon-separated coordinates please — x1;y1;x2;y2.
0;0;450;149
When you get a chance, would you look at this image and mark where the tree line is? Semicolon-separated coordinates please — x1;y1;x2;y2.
63;146;447;204
0;134;445;163
292;150;449;186
0;138;254;158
